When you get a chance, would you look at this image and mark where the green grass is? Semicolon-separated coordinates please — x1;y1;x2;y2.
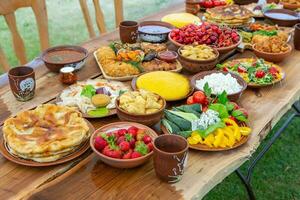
1;1;300;199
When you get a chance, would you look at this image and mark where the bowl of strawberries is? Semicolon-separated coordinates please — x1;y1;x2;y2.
168;23;241;54
90;122;158;168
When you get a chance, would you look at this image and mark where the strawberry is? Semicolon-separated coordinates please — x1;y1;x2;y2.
125;133;136;148
119;141;130;152
127;126;138;138
102;145;122;159
122;149;133;159
131;151;142;159
117;129;127;137
147;143;154;152
142;135;152;144
116;136;125;145
134;141;149;156
136;129;146;141
94;136;108;151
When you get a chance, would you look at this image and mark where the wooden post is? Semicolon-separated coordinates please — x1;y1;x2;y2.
114;0;123;27
79;0;96;38
0;46;10;72
93;0;107;33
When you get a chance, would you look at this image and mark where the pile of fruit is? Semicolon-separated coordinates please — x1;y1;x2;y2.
93;126;153;159
199;0;227;9
170;23;240;48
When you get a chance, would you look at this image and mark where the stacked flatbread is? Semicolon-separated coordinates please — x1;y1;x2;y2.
3;104;90;162
204;5;254;27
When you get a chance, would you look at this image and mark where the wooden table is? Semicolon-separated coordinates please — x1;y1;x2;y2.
1;2;300;200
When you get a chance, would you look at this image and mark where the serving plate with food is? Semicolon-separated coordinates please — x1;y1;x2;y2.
263;9;299;27
116;90;166;126
217;58;286;87
56;78;131;118
203;5;255;28
94;42;182;81
161;86;251;151
90;122;157;168
191;70;247;101
169;22;241;54
131;71;193;101
242;3;283;18
280;0;300;10
0;104;95;166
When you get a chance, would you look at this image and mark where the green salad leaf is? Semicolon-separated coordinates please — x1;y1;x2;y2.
217;91;228;105
87;107;109;117
232;110;248;122
81;85;96;98
196;121;226;138
209;103;229;119
204;82;212;97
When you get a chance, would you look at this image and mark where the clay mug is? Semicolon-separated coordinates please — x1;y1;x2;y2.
294;23;300;51
8;66;35;101
119;21;139;44
153;134;189;183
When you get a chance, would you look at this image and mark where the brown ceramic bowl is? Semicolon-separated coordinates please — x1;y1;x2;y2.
191;70;247;102
138;21;174;43
169;32;242;54
177;45;219;73
263;9;300;27
90;122;158;168
252;43;292;63
41;45;88;73
116;92;166;127
234;0;258;5
282;2;300;10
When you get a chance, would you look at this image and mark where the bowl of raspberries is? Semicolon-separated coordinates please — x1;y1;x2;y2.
90;122;158;168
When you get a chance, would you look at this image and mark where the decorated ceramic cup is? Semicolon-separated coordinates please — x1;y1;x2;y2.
119;21;139;44
8;66;35;101
153;134;189;183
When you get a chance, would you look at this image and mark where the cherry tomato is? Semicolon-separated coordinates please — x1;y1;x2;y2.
269;67;278;76
193;91;207;104
237;66;247;73
187;96;195;105
223;67;229;72
255;70;265;78
213;0;221;6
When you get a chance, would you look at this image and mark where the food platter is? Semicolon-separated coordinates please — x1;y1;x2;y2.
161;124;250;151
0;119;95;167
218;58;286;88
93;43;183;81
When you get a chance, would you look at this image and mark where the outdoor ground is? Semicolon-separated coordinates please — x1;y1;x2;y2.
0;0;300;199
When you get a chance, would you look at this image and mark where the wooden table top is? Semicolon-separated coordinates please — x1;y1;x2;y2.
1;2;300;200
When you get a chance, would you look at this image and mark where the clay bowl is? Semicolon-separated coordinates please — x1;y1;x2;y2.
234;0;258;5
116;93;166;127
191;70;247;102
41;45;88;73
90;122;158;168
282;2;300;10
252;43;292;63
177;45;219;73
169;32;242;54
138;21;174;43
263;9;300;27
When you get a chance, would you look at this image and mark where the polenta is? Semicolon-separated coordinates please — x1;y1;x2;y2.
136;71;190;101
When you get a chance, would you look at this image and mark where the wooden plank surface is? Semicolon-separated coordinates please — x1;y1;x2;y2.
1;1;300;200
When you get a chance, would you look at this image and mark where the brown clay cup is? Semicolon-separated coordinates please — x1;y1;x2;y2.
294;24;300;51
153;134;189;183
119;21;139;44
8;66;35;101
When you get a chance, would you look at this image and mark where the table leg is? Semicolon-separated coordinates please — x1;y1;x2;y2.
235;101;300;200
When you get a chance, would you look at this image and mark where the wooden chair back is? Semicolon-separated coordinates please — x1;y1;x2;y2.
79;0;123;38
0;0;49;72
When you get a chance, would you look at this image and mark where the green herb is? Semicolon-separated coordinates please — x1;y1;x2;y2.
204;82;212;97
109;42;118;54
196;121;226;138
81;85;96;98
209;103;229;119
127;61;144;73
119;90;126;96
226;102;235;112
254;30;277;37
217;91;228;105
232;110;248;122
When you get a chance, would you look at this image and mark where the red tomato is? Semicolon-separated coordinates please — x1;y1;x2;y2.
255;70;265;78
187;96;195;105
237;66;247;73
223;67;229;72
269;67;278;76
193;91;207;104
204;0;213;8
202;105;208;112
213;0;221;6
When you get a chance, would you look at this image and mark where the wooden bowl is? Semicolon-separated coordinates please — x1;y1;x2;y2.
263;9;300;27
41;45;88;73
177;46;219;73
169;32;242;54
252;43;292;63
191;70;247;102
90;122;158;168
116;94;166;127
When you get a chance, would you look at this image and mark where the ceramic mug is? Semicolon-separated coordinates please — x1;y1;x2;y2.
8;66;36;101
294;23;300;51
153;134;189;183
119;21;139;44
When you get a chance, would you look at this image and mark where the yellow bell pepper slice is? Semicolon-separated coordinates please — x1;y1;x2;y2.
204;134;215;147
187;137;198;145
224;118;240;141
223;127;235;147
213;129;224;148
240;127;252;136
